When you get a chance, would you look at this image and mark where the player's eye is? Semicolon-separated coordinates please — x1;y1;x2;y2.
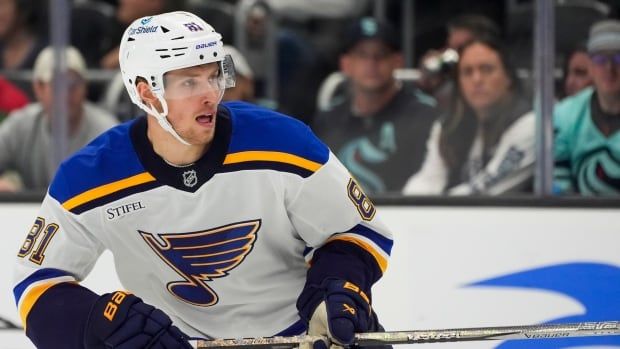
182;78;197;88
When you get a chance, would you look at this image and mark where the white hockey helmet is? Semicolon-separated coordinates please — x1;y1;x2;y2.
119;11;235;145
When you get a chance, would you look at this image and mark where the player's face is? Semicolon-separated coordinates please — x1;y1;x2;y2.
565;51;592;97
341;40;403;94
163;63;223;145
458;42;512;120
589;50;620;98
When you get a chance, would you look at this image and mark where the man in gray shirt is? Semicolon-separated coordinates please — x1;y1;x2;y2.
0;46;117;192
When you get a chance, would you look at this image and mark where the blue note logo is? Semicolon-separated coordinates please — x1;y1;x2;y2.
467;263;620;348
140;220;260;306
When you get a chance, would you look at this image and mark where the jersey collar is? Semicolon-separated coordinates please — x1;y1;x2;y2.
130;107;232;192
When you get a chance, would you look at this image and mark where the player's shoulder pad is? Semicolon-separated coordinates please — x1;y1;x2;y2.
49;120;158;214
221;102;330;177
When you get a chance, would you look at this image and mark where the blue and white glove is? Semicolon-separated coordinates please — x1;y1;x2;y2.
298;278;372;348
84;291;192;349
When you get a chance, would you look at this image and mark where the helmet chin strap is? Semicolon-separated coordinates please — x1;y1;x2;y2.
143;96;192;146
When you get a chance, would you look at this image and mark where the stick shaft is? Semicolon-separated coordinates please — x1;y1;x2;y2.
192;321;620;348
356;321;620;345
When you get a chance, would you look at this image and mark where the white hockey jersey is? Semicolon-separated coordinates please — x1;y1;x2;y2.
13;102;393;339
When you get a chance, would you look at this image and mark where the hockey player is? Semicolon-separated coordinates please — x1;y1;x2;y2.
13;11;393;349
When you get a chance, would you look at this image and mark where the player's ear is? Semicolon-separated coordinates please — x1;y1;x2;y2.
136;78;157;105
136;77;163;113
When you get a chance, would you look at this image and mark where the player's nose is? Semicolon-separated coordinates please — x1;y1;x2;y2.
199;87;220;106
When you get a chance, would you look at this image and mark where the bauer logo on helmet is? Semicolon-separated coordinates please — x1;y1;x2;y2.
196;42;218;50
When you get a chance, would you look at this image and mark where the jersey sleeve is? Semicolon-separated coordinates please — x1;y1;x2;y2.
13;170;106;346
285;151;393;293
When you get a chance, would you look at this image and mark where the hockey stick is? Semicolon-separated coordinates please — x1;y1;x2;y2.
192;320;620;348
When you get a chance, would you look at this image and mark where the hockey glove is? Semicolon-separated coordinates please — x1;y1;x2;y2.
84;291;192;349
298;278;371;348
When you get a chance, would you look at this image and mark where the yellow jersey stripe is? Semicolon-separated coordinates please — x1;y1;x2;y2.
19;282;59;328
327;236;388;273
62;172;156;211
224;151;322;172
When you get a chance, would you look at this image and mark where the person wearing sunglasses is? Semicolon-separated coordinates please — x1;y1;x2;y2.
554;19;620;195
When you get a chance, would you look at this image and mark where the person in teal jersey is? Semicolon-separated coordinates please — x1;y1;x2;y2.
554;19;620;195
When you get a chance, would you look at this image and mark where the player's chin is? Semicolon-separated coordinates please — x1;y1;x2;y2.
188;130;216;146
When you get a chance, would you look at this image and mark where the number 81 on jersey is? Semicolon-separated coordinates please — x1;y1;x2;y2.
18;217;59;265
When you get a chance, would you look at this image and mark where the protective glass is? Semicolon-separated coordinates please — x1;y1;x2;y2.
163;69;226;100
163;55;236;100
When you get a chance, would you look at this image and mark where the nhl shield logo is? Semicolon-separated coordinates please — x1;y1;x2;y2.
182;170;198;187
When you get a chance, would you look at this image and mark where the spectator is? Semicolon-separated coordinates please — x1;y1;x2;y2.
99;0;185;69
0;46;117;192
222;45;255;103
0;75;29;121
554;19;620;195
403;37;535;195
313;17;439;194
0;0;46;69
417;14;500;112
563;45;593;98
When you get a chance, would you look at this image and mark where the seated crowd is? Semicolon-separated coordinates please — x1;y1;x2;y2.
0;0;619;196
